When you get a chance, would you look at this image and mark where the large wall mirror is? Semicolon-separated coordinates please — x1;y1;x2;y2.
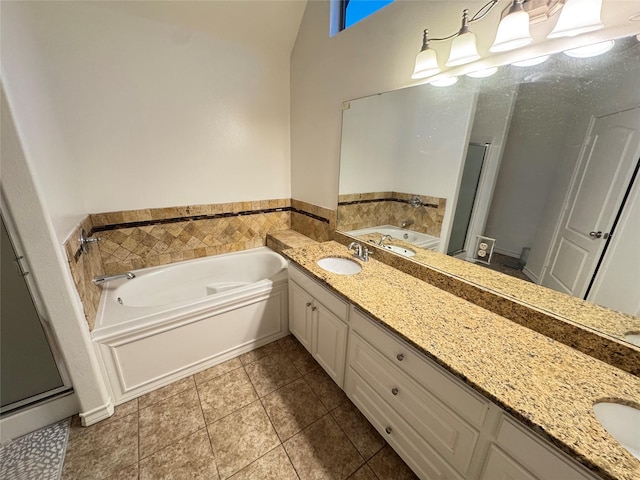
337;33;640;347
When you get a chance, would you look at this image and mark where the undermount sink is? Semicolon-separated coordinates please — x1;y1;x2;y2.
383;244;416;257
624;332;640;348
317;257;362;275
593;402;640;459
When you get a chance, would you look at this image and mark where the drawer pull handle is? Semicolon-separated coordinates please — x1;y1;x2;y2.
311;306;317;311
396;353;404;361
306;302;312;307
385;426;392;434
391;388;399;396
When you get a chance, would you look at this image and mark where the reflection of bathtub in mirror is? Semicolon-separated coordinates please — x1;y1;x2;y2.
346;225;440;250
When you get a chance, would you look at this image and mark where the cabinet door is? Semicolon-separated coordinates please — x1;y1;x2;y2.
480;446;537;480
313;303;348;387
289;281;313;352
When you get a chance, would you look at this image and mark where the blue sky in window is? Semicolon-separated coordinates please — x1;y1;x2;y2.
345;0;394;28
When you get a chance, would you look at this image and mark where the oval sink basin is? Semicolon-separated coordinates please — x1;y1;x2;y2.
383;244;416;257
624;332;640;348
317;257;362;275
593;402;640;459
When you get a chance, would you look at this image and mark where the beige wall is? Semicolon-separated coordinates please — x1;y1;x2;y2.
1;1;303;242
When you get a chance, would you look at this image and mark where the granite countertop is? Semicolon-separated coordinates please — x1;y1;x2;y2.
283;241;640;480
350;232;640;341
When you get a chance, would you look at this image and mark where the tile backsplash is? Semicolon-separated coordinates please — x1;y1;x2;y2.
63;198;335;330
337;192;446;237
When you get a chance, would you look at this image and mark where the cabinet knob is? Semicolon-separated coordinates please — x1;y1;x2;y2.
396;353;404;361
311;306;317;311
385;426;392;434
306;302;312;307
391;388;399;396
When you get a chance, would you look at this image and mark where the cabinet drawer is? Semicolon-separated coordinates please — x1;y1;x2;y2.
350;308;488;427
345;367;464;480
289;265;348;321
494;417;598;480
349;332;479;475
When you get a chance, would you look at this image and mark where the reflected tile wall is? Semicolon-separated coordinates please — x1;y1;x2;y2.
338;192;446;237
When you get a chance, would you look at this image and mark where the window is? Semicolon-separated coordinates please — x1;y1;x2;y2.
339;0;394;31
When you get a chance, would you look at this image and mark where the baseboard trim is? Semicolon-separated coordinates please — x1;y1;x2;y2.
79;398;114;427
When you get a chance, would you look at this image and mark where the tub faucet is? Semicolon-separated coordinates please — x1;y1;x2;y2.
401;219;414;228
378;234;392;246
93;272;136;285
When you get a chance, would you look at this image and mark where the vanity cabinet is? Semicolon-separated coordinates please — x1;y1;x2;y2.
288;265;348;386
345;308;600;480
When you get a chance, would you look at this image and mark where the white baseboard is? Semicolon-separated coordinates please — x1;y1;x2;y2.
79;399;114;427
0;392;79;443
522;266;539;284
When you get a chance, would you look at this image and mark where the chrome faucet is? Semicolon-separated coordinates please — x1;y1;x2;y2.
378;234;392;246
93;272;136;285
401;219;415;228
348;242;372;262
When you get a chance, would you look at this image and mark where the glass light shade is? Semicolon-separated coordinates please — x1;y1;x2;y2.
429;76;458;87
445;32;480;67
490;10;533;52
547;0;603;39
511;55;551;67
563;40;614;58
467;67;499;78
412;48;441;79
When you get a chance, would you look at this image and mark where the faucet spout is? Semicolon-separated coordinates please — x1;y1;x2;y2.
401;219;415;228
378;234;392;246
93;272;136;285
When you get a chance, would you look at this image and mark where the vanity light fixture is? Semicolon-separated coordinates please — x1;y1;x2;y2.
412;0;607;80
490;0;533;52
547;0;604;38
563;39;614;58
511;54;551;66
467;67;499;78
411;30;441;79
445;10;482;67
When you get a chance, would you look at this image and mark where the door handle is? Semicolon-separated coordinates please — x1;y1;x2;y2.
589;231;610;239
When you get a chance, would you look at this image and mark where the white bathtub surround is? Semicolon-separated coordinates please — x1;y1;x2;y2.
92;247;289;404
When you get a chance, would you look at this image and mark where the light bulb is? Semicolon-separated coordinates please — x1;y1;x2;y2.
563;40;614;58
429;76;459;87
467;67;499;78
512;55;551;67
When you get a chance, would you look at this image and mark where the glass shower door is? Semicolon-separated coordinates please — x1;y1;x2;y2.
1;215;68;414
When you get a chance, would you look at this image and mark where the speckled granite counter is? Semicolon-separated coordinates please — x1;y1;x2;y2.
335;231;640;377
267;229;319;254
283;241;640;480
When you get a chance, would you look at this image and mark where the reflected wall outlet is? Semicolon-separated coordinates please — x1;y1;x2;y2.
474;235;495;264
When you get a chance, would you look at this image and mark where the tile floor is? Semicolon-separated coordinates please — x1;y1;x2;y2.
62;335;418;480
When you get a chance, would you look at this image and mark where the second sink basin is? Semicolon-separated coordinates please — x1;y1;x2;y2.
593;402;640;459
317;257;362;275
383;244;416;257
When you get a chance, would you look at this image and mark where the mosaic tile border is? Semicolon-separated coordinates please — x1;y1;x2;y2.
338;198;440;209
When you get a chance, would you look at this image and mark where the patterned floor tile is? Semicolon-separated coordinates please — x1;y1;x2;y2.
207;401;280;479
138;376;195;409
197;367;258;424
244;351;302;397
138;387;205;459
227;446;298;480
331;401;385;460
262;378;328;441
194;357;243;385
139;429;218;480
62;413;138;479
367;445;418;480
284;415;364;480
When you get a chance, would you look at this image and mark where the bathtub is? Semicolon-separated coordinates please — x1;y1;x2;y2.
92;247;289;404
347;225;441;250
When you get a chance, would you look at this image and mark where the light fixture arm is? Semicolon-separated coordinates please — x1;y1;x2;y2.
425;0;500;42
